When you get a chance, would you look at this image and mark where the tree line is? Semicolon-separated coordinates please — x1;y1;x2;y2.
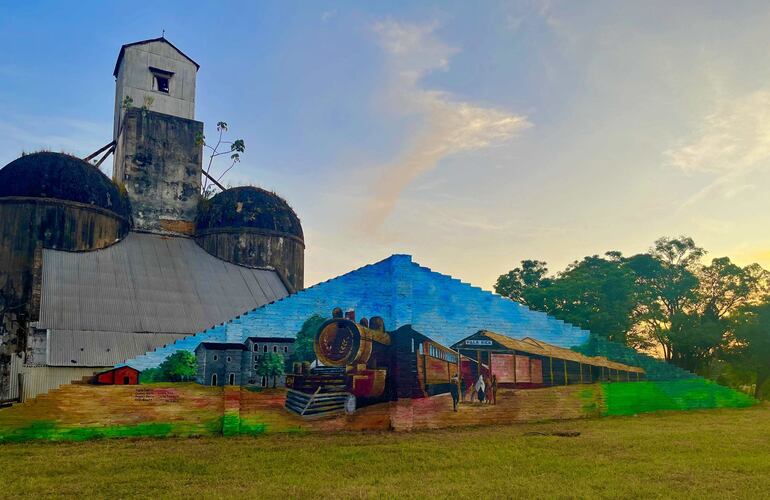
494;236;770;399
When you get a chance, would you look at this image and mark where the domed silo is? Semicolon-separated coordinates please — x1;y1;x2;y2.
195;186;304;291
0;152;131;320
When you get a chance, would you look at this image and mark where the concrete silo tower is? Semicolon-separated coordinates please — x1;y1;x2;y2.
112;38;203;235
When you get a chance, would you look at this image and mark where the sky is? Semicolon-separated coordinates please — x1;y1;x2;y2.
2;1;770;289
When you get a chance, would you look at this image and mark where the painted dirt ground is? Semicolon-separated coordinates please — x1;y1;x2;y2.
0;379;754;442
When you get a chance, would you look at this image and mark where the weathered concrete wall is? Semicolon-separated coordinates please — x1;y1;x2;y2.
114;108;203;235
0;199;127;401
195;229;305;291
0;199;127;319
114;39;197;140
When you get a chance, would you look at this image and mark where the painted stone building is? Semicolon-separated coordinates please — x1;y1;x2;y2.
0;38;305;402
195;337;294;387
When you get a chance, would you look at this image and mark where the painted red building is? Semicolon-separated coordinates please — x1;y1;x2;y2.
95;366;140;385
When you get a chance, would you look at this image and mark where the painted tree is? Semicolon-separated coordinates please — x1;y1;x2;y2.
292;315;326;363
256;352;285;388
158;351;197;382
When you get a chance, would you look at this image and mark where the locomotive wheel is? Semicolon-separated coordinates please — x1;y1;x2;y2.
344;394;356;414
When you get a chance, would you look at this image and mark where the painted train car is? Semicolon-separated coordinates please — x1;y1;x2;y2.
284;309;459;417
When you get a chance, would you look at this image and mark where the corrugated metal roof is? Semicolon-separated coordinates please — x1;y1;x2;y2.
482;331;645;373
47;330;190;367
37;232;289;365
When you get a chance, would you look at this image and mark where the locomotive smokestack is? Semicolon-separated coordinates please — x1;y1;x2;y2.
369;316;385;331
345;310;356;322
359;317;369;327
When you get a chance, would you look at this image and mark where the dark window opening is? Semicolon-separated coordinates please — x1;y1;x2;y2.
123;376;130;384
211;373;217;386
273;345;278;353
154;75;170;93
229;373;235;385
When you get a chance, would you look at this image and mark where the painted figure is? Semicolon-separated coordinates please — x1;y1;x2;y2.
449;373;459;412
475;374;485;404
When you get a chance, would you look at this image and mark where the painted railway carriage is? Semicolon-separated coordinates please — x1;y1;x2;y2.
285;309;459;417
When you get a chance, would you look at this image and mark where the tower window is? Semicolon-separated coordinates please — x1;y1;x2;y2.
149;67;174;94
154;75;170;93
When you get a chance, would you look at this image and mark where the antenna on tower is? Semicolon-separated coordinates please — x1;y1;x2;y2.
161;28;165;38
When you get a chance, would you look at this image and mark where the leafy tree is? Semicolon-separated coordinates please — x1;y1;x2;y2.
494;236;770;378
494;260;549;305
156;351;197;382
727;302;770;399
256;352;285;388
293;315;326;363
196;121;246;199
527;254;640;344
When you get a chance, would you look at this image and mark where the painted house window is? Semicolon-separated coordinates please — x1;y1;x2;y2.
227;356;232;362
261;376;266;387
263;345;268;353
411;338;415;353
211;373;217;386
283;346;288;353
228;373;235;385
253;344;258;352
273;346;278;353
213;354;218;361
254;355;259;362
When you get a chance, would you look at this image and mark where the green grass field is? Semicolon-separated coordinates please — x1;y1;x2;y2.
1;404;769;499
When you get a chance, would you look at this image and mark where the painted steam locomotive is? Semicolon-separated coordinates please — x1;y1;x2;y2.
284;308;459;418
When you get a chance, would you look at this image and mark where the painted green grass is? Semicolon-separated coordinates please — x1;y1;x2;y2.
0;404;768;499
602;379;756;416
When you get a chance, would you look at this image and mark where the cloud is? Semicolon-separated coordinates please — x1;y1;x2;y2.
666;90;770;205
363;21;531;228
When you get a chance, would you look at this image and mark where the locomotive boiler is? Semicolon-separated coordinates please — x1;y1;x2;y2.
284;308;460;418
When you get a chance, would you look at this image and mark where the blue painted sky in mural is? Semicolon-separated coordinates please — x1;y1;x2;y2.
125;254;589;370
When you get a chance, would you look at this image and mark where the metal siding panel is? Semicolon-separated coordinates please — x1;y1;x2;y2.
47;330;189;367
36;232;289;369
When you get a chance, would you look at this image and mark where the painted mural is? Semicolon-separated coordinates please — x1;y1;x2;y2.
0;306;756;443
